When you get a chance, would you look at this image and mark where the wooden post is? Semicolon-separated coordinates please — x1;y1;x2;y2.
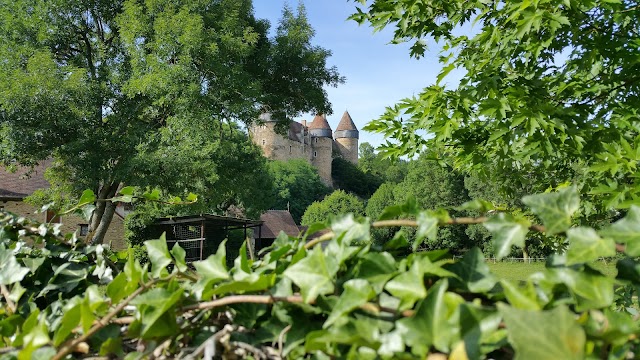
199;220;205;261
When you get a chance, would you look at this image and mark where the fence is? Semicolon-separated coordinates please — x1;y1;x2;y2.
452;256;613;264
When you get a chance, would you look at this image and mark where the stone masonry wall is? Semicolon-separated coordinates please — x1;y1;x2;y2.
336;137;359;165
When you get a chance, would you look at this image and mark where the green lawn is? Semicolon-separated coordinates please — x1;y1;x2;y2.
487;260;618;282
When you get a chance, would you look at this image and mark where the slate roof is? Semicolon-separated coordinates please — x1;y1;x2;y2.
336;111;357;131
0;160;51;199
308;114;332;130
258;210;300;239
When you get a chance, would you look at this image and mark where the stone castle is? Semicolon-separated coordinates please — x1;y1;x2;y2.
250;111;359;185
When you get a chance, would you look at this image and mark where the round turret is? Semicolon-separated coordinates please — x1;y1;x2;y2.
334;111;359;164
308;114;332;138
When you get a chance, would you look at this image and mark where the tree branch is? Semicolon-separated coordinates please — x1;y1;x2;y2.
52;278;161;360
0;284;15;315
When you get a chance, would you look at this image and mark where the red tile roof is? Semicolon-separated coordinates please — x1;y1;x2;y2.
336;111;357;131
0;160;51;199
308;114;332;130
258;210;300;239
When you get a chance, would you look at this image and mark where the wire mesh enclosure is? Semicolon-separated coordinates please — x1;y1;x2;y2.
150;214;262;264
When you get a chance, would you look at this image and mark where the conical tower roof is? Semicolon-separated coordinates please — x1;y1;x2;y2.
308;114;332;138
334;111;359;139
336;111;357;131
308;114;332;130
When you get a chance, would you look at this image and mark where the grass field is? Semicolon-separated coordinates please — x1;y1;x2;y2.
486;260;618;282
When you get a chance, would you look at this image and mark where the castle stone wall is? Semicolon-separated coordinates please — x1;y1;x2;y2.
336;137;359;164
311;136;333;186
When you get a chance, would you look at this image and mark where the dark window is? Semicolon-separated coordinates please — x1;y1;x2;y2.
79;224;89;236
315;138;318;143
262;139;266;145
314;151;317;157
289;145;292;153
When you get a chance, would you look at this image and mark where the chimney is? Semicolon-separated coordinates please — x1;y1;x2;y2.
301;119;307;127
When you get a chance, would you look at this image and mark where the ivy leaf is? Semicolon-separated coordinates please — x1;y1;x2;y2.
353;252;397;293
456;199;495;213
78;189;96;206
132;288;183;339
53;304;81;346
415;211;438;251
106;272;130;304
446;247;497;293
384;260;426;310
600;205;640;256
396;279;458;355
522;186;580;235
483;214;529;260
119;186;135;196
284;246;335;303
458;303;503;360
324;279;375;328
170;243;188;272
566;227;615;265
193;240;229;298
0;245;29;285
499;304;585;359
144;235;172;277
500;280;541;310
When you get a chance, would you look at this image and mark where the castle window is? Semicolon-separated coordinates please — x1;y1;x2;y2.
262;139;266;145
315;138;318;143
289;145;292;154
79;224;89;236
313;151;317;157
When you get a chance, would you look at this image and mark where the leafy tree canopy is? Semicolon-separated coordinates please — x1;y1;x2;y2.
267;159;330;223
0;0;343;243
358;142;408;184
353;0;640;211
331;157;382;199
301;189;365;226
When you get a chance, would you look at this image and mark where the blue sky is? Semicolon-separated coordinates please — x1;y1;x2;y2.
252;0;447;147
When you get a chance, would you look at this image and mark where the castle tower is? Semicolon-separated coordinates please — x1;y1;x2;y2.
334;111;359;164
308;114;333;186
250;112;280;159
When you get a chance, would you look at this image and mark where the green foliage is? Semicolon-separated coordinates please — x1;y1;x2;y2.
301;190;365;226
358;142;408;184
353;0;640;212
267;159;330;223
331;157;382;199
0;0;341;243
1;185;639;358
366;154;472;252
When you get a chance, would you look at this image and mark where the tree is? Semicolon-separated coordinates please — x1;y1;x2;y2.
365;182;399;244
301;190;364;225
124;123;274;246
358;142;408;184
267;159;330;223
331;157;382;199
0;0;343;244
353;0;640;212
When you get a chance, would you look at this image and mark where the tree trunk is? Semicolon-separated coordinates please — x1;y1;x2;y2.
90;200;117;245
90;184;111;231
89;182;119;245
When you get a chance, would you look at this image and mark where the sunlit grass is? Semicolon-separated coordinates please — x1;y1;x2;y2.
487;260;618;282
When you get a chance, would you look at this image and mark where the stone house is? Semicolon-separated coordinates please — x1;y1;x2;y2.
0;162;126;250
249;111;359;186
